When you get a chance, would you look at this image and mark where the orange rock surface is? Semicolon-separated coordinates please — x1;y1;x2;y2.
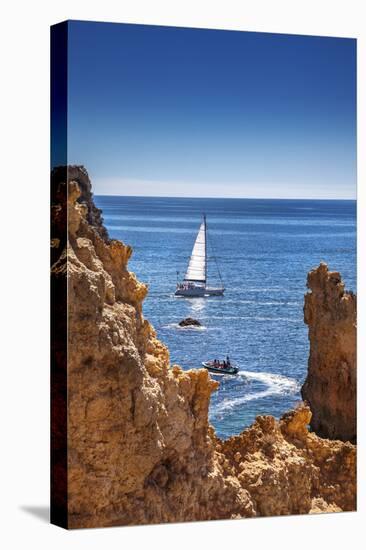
301;263;356;442
51;167;356;528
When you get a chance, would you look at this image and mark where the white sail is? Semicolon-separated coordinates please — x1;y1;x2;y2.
184;221;206;283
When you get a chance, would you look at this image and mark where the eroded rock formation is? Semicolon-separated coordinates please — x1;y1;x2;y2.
51;167;356;528
220;406;355;515
301;263;356;442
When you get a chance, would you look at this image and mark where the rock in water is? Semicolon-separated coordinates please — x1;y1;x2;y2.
178;317;201;327
301;262;356;442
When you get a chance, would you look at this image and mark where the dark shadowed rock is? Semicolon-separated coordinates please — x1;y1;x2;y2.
179;317;202;327
52;165;109;242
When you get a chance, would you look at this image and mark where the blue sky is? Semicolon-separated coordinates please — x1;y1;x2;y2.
65;21;356;199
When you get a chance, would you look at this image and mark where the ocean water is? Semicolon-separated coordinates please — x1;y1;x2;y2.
95;196;356;439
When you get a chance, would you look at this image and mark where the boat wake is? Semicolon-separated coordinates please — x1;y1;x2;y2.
210;370;301;415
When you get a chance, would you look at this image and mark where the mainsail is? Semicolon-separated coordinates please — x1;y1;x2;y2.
184;219;206;283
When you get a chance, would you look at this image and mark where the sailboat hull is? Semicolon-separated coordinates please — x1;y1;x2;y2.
174;286;224;297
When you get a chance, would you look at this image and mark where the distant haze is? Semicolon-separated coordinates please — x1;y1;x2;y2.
63;21;356;200
93;177;355;200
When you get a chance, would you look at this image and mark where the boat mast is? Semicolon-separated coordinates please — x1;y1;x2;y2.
204;214;207;288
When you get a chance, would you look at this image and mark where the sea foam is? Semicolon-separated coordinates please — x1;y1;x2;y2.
211;370;301;415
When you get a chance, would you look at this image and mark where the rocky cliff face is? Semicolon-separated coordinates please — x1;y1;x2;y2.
51;167;356;528
52;165;109;242
301;263;356;443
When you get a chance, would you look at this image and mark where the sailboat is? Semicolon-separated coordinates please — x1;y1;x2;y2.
175;215;225;297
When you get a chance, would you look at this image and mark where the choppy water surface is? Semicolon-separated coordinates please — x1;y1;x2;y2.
95;196;356;438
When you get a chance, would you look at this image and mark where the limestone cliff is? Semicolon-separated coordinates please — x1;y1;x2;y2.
51;167;356;528
52;165;109;243
301;263;356;443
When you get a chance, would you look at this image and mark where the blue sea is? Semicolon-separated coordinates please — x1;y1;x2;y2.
95;196;356;439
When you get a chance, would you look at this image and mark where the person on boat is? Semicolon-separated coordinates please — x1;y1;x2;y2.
226;355;231;367
223;360;226;368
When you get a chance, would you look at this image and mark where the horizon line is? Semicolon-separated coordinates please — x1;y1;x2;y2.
94;193;356;201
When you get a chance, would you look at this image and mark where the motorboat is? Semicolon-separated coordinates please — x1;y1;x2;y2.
202;359;239;375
